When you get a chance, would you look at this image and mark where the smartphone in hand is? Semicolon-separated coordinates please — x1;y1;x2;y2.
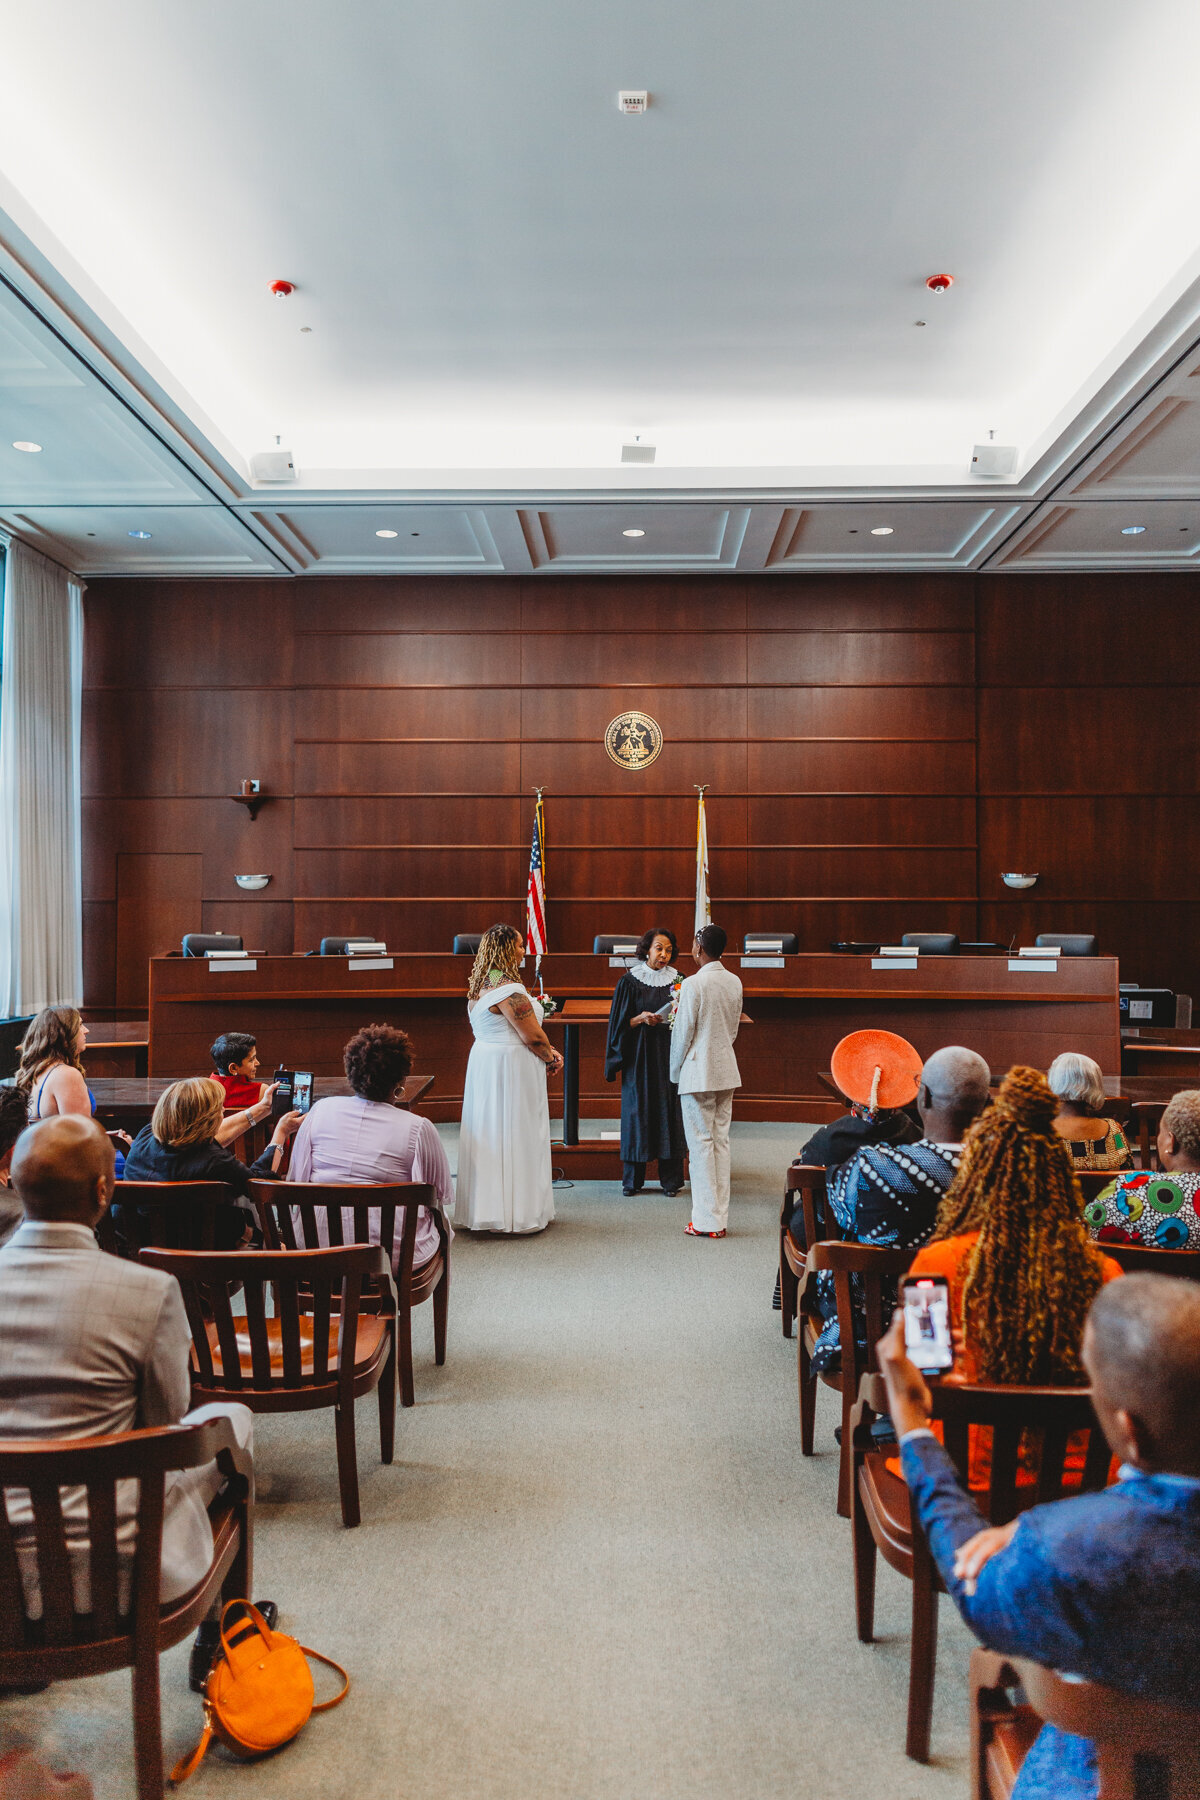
901;1274;955;1376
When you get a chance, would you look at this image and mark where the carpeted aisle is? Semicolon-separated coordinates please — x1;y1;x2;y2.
2;1123;973;1798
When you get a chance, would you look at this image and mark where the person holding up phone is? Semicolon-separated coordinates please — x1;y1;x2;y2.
119;1078;305;1247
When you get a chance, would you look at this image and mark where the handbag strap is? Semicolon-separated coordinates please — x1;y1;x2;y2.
168;1714;213;1786
302;1644;351;1712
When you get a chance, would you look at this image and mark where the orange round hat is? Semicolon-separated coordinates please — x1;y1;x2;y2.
830;1029;922;1110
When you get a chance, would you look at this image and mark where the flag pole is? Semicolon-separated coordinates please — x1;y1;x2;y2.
694;784;711;938
531;786;546;990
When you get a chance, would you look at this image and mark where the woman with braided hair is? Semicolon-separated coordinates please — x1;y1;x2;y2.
905;1066;1123;1489
909;1065;1121;1387
454;923;562;1234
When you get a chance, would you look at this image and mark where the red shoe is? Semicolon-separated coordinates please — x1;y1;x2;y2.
685;1222;727;1238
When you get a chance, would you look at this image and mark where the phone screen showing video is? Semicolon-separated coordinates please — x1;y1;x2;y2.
903;1277;954;1374
292;1071;314;1115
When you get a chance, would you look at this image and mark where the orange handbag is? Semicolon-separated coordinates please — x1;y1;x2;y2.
170;1601;349;1784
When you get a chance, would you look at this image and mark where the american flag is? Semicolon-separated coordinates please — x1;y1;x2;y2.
526;791;548;965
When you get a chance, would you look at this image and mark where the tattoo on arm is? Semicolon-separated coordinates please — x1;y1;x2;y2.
507;996;535;1021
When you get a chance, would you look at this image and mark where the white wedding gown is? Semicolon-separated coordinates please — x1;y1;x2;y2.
453;982;555;1233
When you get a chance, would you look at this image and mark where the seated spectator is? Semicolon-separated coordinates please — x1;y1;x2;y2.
0;1084;30;1248
119;1077;301;1248
808;1046;991;1372
16;1007;94;1122
1048;1051;1132;1171
0;1116;256;1625
911;1066;1121;1383
208;1030;265;1111
287;1024;453;1272
909;1065;1121;1487
1085;1088;1200;1251
879;1274;1200;1800
795;1028;923;1174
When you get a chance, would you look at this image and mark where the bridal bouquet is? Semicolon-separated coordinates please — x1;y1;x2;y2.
535;992;557;1019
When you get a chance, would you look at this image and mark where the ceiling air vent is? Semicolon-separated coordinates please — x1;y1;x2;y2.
621;443;656;465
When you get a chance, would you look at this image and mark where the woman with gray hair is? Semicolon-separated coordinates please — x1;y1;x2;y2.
1048;1051;1132;1171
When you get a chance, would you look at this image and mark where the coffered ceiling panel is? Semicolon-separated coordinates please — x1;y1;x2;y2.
0;505;284;574
991;501;1200;568
249;505;503;573
0;300;210;507
765;504;1024;568
518;505;749;571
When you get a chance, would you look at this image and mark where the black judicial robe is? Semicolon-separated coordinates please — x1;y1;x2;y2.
604;970;686;1167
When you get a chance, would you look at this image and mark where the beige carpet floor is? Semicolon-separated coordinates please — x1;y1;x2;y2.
1;1122;973;1799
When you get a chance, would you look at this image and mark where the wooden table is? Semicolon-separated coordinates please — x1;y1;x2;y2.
84;1021;149;1079
148;951;1120;1125
91;1073;434;1133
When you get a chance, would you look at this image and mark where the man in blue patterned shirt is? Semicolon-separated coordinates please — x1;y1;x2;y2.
808;1045;991;1372
879;1274;1200;1798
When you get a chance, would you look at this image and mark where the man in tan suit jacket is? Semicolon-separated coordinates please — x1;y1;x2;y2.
669;923;743;1236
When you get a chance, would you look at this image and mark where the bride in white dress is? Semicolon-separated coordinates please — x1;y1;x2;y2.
453;924;564;1233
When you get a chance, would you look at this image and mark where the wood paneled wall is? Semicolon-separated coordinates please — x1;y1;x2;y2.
81;571;1200;1014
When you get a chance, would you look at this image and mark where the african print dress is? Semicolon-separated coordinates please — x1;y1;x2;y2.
1084;1170;1200;1251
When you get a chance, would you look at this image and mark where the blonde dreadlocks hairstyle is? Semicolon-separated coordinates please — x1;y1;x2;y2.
931;1064;1106;1385
467;923;525;1004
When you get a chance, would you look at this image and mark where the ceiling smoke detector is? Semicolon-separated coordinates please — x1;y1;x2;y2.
621;442;656;464
925;273;954;296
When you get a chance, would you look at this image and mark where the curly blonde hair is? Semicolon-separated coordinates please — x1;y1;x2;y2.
467;924;525;1003
931;1064;1107;1385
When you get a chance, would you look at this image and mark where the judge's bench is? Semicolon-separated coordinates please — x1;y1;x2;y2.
148;949;1120;1125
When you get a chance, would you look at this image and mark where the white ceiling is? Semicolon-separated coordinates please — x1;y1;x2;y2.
4;0;1200;573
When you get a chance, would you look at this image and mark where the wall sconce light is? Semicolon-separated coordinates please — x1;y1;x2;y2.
1000;872;1039;889
235;874;272;890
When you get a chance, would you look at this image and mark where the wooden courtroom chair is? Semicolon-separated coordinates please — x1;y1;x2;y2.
140;1244;396;1528
0;1418;252;1800
970;1647;1200;1799
1131;1100;1166;1171
796;1240;916;1517
113;1180;241;1253
1075;1169;1119;1206
851;1377;1111;1763
779;1163;829;1338
251;1182;449;1408
1098;1240;1200;1279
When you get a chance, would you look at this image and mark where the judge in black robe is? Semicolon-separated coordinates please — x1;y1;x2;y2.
604;926;686;1196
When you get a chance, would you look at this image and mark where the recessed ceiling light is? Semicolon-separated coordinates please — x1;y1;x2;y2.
622;528;646;538
870;526;894;536
127;529;152;540
12;440;41;453
375;529;398;539
1121;525;1146;535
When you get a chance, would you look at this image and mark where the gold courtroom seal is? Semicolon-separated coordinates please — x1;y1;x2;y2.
604;710;664;770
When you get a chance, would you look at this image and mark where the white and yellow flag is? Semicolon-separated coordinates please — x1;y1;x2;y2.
694;786;711;934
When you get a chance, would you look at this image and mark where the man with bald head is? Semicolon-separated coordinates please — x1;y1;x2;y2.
807;1045;991;1372
0;1115;253;1621
881;1274;1200;1798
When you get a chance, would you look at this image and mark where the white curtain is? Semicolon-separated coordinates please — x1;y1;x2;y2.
0;537;84;1017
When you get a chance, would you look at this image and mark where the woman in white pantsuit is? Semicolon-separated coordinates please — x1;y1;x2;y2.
453;924;563;1234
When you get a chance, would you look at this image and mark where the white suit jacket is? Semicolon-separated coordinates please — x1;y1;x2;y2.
669;960;743;1095
0;1220;219;1612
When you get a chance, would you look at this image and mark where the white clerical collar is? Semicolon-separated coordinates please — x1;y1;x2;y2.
631;959;677;987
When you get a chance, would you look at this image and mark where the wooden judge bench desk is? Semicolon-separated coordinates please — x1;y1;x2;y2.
148;951;1121;1127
